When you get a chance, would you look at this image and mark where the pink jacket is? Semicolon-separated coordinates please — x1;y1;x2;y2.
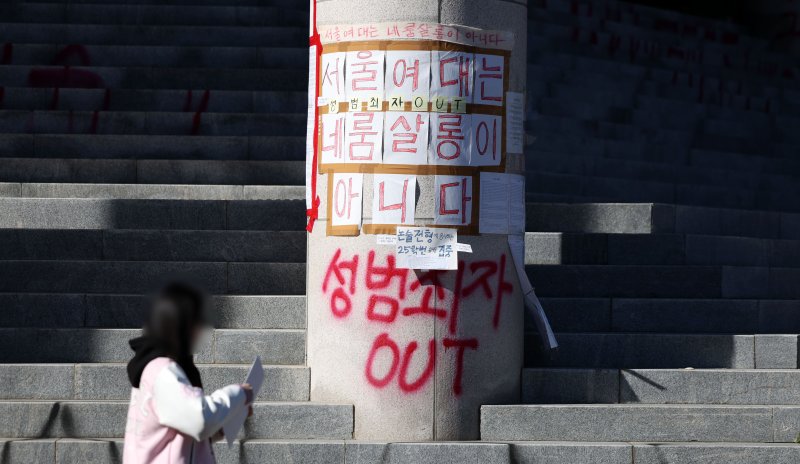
123;357;247;464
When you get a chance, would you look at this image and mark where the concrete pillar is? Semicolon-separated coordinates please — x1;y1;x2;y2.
307;0;527;441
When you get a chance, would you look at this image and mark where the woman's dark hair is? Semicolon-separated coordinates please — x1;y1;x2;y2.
127;282;208;388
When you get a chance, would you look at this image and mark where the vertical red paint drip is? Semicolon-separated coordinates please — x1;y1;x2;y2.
306;0;322;232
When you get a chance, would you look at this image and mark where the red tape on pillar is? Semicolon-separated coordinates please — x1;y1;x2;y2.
307;0;322;232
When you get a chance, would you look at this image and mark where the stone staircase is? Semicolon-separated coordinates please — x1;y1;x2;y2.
1;0;800;462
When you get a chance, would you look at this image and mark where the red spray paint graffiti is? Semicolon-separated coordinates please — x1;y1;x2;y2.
321;248;513;396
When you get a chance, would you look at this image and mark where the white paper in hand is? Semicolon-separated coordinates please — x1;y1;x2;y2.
222;356;264;447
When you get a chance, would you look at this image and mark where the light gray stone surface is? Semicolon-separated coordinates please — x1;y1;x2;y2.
525;232;607;265
102;230;306;262
510;442;632;464
227;262;306;294
212;296;306;329
344;442;510;464
0;439;56;464
772;407;800;443
16;183;245;200
0;198;227;230
526;203;671;234
80;294;307;329
755;335;799;369
74;364;310;401
55;438;124;464
620;369;800;405
480;404;775;442
243;403;353;440
633;443;800;464
525;333;756;369
235;440;342;463
522;369;618;404
0;365;74;400
0;401;352;439
0;328;218;363
213;329;306;365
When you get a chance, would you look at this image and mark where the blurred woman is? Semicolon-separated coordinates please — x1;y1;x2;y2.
123;283;253;464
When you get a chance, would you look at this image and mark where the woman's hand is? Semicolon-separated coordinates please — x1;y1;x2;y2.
241;383;254;404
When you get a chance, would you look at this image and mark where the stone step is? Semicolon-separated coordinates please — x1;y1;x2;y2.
0;4;306;27
528;264;800;299
537;298;800;334
0;183;305;199
0;23;306;46
4;438;800;463
524;232;800;268
4;198;797;239
0;293;306;329
0;198;305;230
0;328;305;364
0;438;625;464
0;134;304;161
2;198;798;240
480;404;800;443
0;260;305;294
0;66;307;92
0;88;306;113
0;363;308;401
522;368;800;405
0;158;304;185
0;111;306;136
0;401;352;439
0;229;305;262
525;333;799;369
4;44;305;69
527;171;797;212
527;203;800;239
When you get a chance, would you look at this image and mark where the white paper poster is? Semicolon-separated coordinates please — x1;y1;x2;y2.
331;173;363;227
431;50;474;103
507;235;558;350
385;50;431;102
509;174;525;234
372;174;416;224
474;54;505;106
434;175;473;226
320;52;346;100
396;227;457;270
306;46;318;209
505;91;524;154
479;172;525;234
479;172;509;234
345;112;383;163
346;49;385;101
470;114;502;166
384;112;429;165
320;113;346;164
429;113;470;166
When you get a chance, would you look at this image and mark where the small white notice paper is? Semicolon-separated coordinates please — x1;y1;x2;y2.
396;227;457;270
222;356;264;447
505;91;524;154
